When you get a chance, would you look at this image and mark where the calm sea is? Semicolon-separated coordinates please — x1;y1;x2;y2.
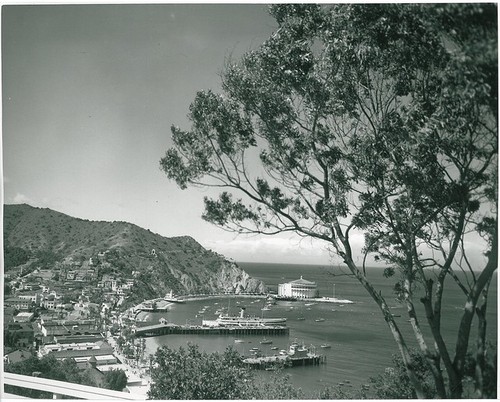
144;262;497;395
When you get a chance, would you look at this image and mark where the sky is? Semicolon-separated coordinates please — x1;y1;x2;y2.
1;3;490;269
2;3;338;265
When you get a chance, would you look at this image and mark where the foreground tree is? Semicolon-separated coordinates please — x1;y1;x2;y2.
161;4;497;398
148;344;254;399
104;369;128;391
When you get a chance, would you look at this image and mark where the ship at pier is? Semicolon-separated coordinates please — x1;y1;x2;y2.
202;307;286;327
164;290;186;303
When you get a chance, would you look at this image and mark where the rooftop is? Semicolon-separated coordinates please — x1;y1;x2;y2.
286;276;316;285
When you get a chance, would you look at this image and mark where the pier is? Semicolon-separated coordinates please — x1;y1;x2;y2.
133;323;289;337
243;354;325;369
134;306;169;312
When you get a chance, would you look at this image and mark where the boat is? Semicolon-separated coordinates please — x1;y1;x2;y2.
315;318;325;322
234;339;245;344
320;343;332;349
260;338;273;345
261;306;271;311
164;290;186;304
296;317;305;321
271;346;279;350
304;302;316;307
274;296;298;301
202;307;286;327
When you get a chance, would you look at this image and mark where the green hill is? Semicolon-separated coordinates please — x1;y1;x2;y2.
3;204;265;297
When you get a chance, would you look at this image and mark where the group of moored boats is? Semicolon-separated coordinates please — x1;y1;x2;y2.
242;341;327;369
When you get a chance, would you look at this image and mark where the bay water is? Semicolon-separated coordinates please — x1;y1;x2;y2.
144;262;497;396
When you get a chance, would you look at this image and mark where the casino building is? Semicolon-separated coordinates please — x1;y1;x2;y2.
278;276;319;299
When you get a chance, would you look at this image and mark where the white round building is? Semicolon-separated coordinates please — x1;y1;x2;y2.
278;276;319;299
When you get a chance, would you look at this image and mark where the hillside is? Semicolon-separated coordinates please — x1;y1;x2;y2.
3;204;266;297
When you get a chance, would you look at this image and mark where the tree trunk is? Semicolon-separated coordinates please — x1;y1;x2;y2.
342;257;427;398
452;244;497;398
474;280;490;398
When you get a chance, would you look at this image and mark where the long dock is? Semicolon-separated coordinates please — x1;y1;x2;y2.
133;323;289;337
243;354;325;369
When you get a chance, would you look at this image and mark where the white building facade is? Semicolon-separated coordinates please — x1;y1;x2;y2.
278;276;318;299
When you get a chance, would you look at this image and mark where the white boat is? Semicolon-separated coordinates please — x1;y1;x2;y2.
234;339;245;344
315;318;325;322
260;338;273;345
202;307;286;327
320;343;331;349
164;290;186;304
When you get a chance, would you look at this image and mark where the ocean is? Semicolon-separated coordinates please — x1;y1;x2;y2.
143;262;497;396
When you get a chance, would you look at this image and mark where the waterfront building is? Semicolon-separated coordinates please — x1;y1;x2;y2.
278;276;319;299
39;335;106;356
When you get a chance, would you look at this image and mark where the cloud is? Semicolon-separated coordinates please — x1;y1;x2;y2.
12;193;33;204
203;235;336;264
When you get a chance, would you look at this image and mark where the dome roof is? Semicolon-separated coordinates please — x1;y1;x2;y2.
288;276;316;285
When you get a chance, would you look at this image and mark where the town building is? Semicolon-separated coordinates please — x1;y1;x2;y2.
17;293;42;306
278;276;319;299
13;312;35;323
5;297;32;310
41;339;117;368
39;334;105;355
39;319;99;337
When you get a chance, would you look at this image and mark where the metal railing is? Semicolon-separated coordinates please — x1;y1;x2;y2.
3;372;140;400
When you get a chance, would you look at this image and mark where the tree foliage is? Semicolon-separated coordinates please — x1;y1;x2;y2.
104;369;128;391
148;344;254;399
161;4;497;398
4;245;31;270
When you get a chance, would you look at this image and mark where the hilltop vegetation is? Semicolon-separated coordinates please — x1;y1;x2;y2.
3;204;265;296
